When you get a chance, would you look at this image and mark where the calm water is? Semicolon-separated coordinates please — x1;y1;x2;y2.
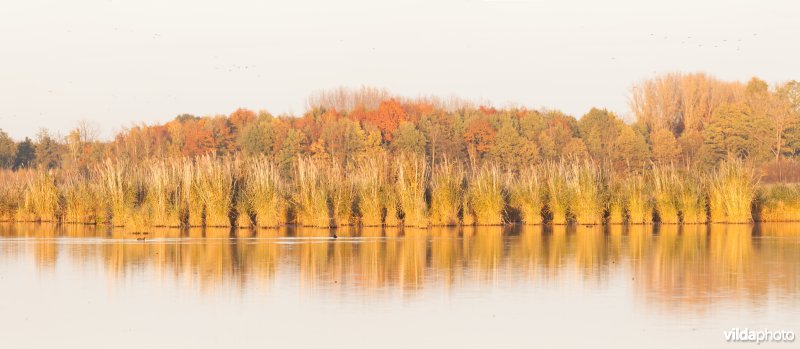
0;223;798;348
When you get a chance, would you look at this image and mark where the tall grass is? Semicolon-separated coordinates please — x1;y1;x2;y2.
568;160;606;225
353;153;401;227
507;166;545;225
707;158;758;223
181;159;206;227
625;175;654;224
96;159;136;226
243;157;287;228
395;153;428;228
354;156;386;226
607;177;626;224
0;170;30;221
295;157;330;227
193;155;234;227
467;164;504;225
757;184;800;222
544;161;571;225
676;169;707;224
328;163;356;227
61;172;101;224
429;158;464;226
652;165;680;224
18;171;60;222
0;155;793;227
144;160;184;227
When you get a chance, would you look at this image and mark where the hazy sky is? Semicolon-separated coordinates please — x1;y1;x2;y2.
0;0;797;140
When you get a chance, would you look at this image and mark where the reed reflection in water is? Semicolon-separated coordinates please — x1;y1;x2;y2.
0;222;798;348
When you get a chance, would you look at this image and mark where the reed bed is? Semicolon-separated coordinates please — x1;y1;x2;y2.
20;171;61;222
607;177;626;224
295;157;330;227
429;159;464;226
707;159;757;223
354;156;387;226
652;165;680;224
0;170;31;221
61;172;101;224
568;160;607;225
243;157;287;228
143;160;184;227
96;159;136;226
193;155;235;227
467;164;505;225
624;175;654;224
756;184;800;222
544;161;571;225
395;154;428;228
0;156;795;227
328;163;356;227
676;170;707;224
507;166;545;225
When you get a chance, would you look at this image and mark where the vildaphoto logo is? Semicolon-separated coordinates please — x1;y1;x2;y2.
724;328;795;344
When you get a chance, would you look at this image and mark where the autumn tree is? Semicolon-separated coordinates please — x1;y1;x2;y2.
772;81;800;160
650;128;681;164
238;118;277;158
489;122;539;170
365;99;406;142
418;113;464;166
321;117;367;164
391;121;426;156
612;125;651;171
578;108;623;162
631;72;743;135
538;111;579;160
463;118;496;162
13;137;35;169
699;103;772;164
0;129;16;169
34;129;63;169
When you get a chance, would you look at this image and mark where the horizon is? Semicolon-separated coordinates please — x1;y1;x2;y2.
2;0;798;140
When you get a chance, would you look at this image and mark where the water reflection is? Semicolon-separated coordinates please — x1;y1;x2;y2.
1;222;799;312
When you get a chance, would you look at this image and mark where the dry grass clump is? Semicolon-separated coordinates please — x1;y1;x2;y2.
707;158;758;223
395;153;429;228
625;175;654;224
0;170;30;221
607;177;626;224
676;169;707;224
19;171;61;222
242;157;287;228
544;161;571;225
328;162;356;227
567;160;607;225
182;159;203;227
61;171;101;224
756;184;800;222
651;165;680;224
294;157;330;227
96;159;137;226
354;155;391;226
195;155;235;227
507;165;544;225
429;158;464;226
143;160;185;227
467;164;505;225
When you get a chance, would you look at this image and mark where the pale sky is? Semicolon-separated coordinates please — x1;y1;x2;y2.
0;0;797;140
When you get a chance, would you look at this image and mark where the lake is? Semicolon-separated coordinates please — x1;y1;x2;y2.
0;223;798;348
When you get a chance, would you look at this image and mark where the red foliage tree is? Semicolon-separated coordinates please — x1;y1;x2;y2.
365;99;407;142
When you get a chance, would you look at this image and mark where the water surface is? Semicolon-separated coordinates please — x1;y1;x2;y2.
0;223;798;348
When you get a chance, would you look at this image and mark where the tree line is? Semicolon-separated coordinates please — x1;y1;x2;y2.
1;73;798;180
